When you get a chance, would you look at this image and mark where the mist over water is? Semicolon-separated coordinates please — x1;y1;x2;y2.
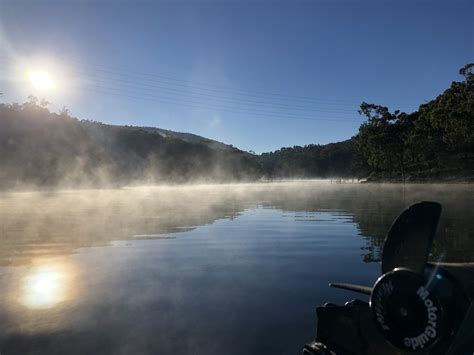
0;182;472;354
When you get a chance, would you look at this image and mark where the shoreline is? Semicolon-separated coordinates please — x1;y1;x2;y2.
1;178;473;193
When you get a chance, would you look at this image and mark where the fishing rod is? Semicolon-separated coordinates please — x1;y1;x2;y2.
303;202;474;355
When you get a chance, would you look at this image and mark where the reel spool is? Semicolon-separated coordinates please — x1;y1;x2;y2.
370;268;445;352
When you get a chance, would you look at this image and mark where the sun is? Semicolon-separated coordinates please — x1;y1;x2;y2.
28;70;56;91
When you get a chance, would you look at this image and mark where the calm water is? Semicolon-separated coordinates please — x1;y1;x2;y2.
0;182;472;354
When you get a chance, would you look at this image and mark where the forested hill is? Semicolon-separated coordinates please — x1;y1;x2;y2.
0;64;472;188
0;102;260;188
354;63;473;182
119;125;239;152
257;140;354;179
257;64;473;182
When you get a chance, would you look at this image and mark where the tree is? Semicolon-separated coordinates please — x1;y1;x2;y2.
27;95;38;105
357;103;404;177
60;106;70;117
459;63;474;82
355;64;473;180
418;65;474;156
40;99;50;108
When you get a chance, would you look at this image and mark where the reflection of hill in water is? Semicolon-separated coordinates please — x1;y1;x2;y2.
256;183;473;263
1;183;472;266
0;187;245;266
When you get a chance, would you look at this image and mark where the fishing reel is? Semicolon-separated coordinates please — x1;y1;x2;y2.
304;202;474;355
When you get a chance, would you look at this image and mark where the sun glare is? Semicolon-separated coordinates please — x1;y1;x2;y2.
21;262;74;309
28;70;56;91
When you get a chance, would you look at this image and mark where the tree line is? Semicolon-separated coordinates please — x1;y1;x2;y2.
0;98;260;188
0;64;472;188
354;63;473;181
259;64;473;182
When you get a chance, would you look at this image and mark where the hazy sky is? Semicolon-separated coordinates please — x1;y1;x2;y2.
0;0;472;153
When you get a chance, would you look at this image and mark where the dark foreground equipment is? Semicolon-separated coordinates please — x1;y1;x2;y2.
303;202;474;355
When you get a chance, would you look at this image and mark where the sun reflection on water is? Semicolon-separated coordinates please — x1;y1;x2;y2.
21;262;75;309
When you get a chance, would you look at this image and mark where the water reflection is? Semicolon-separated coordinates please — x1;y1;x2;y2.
0;183;472;354
0;183;472;266
21;261;73;309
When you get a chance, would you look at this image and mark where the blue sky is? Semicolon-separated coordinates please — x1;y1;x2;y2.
0;0;472;153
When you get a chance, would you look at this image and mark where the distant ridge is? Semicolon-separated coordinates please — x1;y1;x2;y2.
123;126;241;152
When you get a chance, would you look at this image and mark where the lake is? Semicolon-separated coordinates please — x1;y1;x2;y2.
0;182;472;354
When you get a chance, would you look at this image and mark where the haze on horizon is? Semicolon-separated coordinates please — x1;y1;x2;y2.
0;0;472;153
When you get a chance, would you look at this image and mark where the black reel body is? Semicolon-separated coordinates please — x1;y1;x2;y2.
306;265;472;355
370;267;459;352
304;202;474;355
370;265;472;353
